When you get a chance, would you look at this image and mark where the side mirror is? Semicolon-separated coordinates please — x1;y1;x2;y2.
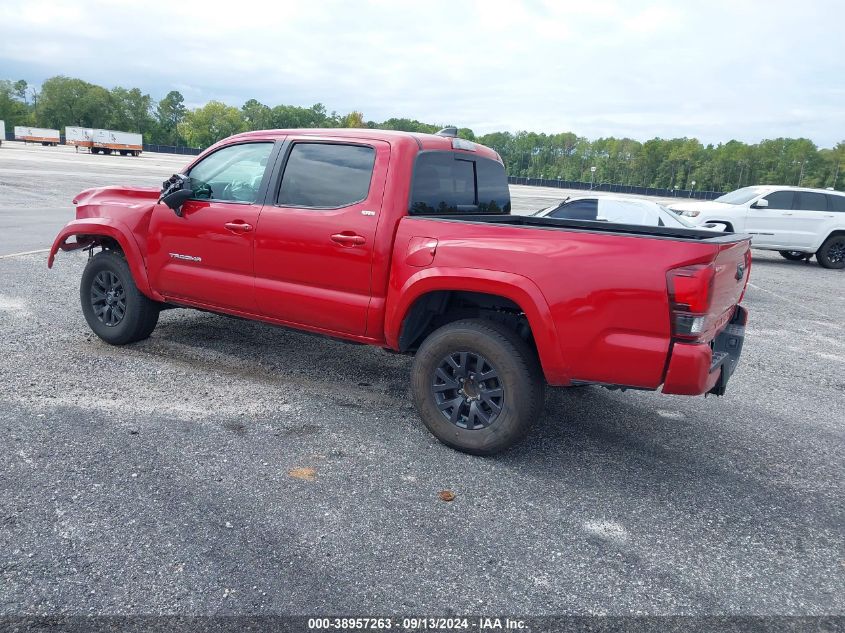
161;188;193;216
751;198;769;209
159;174;192;216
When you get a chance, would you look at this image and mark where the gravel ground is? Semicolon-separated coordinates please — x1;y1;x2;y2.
0;142;842;617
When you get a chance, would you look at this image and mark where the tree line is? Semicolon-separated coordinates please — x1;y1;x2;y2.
2;75;842;191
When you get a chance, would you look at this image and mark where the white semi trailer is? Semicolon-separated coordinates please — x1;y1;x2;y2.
91;129;143;156
0;120;5;147
65;126;94;150
14;126;60;146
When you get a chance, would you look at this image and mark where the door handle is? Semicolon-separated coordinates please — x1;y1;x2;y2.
782;212;793;216
224;221;253;233
331;232;366;246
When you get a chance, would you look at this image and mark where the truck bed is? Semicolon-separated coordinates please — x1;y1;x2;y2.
390;212;751;390
418;213;750;243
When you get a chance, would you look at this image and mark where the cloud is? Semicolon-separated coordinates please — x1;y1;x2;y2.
0;0;842;146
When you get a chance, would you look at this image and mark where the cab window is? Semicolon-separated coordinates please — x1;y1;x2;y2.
410;152;510;214
188;142;274;203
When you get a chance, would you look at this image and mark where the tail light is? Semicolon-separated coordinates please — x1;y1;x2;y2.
667;264;715;340
738;249;752;303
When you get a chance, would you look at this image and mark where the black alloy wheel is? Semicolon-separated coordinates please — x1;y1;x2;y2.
80;250;160;344
817;236;845;269
432;351;504;430
90;270;126;327
411;319;545;455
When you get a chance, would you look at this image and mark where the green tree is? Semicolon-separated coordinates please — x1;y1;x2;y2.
269;103;330;128
109;86;153;135
241;99;272;131
154;90;186;145
341;110;365;128
0;80;30;128
13;80;27;103
378;118;438;134
37;76;112;128
177;100;245;147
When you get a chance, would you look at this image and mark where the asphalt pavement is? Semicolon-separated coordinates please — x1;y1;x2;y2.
0;142;842;617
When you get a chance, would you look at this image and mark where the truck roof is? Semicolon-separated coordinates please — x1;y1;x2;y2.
225;128;502;162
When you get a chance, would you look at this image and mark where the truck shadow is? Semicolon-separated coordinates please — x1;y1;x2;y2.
150;310;840;545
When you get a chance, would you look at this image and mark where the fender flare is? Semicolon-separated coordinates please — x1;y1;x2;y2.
48;218;154;298
384;267;569;384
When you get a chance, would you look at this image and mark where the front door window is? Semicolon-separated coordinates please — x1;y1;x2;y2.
188;142;274;203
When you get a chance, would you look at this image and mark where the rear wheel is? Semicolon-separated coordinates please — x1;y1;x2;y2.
80;250;160;344
816;235;845;269
779;250;809;261
411;319;545;455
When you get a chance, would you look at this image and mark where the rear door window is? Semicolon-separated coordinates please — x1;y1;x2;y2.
277;143;376;208
410;152;510;214
826;194;845;212
795;191;828;211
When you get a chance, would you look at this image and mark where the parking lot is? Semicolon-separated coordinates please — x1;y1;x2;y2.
0;142;842;615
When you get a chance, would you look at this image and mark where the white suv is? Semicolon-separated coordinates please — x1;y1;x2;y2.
670;186;845;269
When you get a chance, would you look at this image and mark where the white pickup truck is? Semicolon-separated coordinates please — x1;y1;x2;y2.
670;186;845;269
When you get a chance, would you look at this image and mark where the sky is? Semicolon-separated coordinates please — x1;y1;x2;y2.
1;0;843;147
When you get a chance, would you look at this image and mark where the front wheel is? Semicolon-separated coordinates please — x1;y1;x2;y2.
80;250;160;344
411;319;545;455
816;235;845;269
779;250;809;261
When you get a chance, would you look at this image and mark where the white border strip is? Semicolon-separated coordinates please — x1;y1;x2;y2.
0;248;50;259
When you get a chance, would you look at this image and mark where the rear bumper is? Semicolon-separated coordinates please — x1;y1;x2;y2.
662;305;748;396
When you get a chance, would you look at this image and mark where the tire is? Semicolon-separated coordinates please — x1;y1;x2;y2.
411;319;545;455
779;250;808;261
80;250;160;345
816;235;845;269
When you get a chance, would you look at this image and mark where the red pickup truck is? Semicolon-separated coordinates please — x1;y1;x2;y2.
49;128;751;455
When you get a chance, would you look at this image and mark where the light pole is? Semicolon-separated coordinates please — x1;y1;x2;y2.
689;180;696;198
590;165;596;190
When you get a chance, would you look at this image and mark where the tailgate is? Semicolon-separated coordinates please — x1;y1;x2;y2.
709;238;751;330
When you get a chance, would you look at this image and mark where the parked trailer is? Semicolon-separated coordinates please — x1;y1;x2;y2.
14;126;60;146
91;129;142;156
0;120;4;147
65;127;94;150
